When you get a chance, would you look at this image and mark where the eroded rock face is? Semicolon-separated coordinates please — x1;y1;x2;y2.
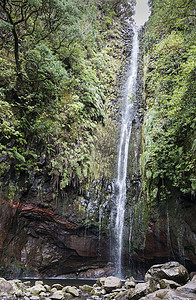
0;26;196;281
0;202;110;277
131;208;196;274
79;266;115;278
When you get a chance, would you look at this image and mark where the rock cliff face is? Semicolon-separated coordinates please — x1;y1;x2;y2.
0;200;111;277
0;1;126;278
0;6;195;279
122;27;196;276
132;205;196;272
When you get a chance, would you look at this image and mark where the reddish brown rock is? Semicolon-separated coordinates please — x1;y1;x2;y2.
0;200;110;277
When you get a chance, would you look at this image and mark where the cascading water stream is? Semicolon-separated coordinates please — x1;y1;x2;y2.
113;0;150;278
114;24;139;277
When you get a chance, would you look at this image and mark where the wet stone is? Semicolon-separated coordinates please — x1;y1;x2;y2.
52;284;63;290
50;290;64;299
30;296;39;300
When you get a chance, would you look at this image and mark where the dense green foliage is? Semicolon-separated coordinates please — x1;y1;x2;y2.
141;0;196;204
0;0;125;197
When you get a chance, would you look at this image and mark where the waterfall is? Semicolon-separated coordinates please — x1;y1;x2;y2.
114;24;139;278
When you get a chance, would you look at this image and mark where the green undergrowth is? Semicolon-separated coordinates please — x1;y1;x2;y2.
141;0;196;206
0;0;126;201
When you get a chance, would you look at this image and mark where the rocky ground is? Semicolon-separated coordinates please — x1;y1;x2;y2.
0;261;196;300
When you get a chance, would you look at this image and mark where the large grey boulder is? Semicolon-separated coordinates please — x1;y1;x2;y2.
97;276;122;292
64;286;79;297
9;279;24;296
50;290;64;299
145;261;189;284
0;277;13;294
29;283;46;294
79;284;93;292
127;282;151;300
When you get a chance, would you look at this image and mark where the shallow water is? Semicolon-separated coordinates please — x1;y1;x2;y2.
19;277;97;287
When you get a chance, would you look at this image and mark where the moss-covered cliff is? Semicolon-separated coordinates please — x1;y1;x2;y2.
133;0;196;270
0;0;124;200
0;0;136;276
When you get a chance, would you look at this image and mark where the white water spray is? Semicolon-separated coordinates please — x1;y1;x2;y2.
114;0;150;278
114;24;139;277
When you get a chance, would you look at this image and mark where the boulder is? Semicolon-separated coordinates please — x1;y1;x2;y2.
127;282;151;300
9;279;24;288
97;276;122;292
79;284;93;292
30;296;40;300
52;283;63;290
39;292;48;297
51;290;64;299
115;290;129;299
64;293;73;298
140;289;172;300
91;286;106;296
29;283;46;294
15;288;24;297
35;280;43;285
160;278;181;289
145;261;189;284
64;286;79;297
44;284;51;292
124;277;136;289
0;277;13;294
23;281;31;286
9;279;24;295
140;288;196;299
177;280;196;295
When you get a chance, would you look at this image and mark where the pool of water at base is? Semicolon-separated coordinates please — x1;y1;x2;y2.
19;277;98;287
